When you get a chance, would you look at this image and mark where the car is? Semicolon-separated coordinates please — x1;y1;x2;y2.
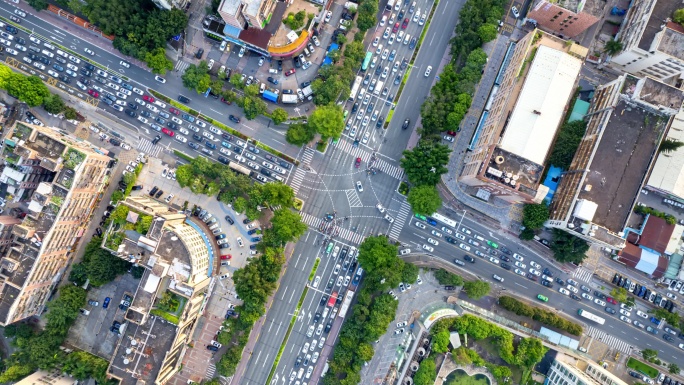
511;5;520;18
559;287;570;295
415;221;426;229
514;261;526;269
155;75;166;83
422;244;434;252
464;255;475;263
285;68;295;76
493;274;504;282
229;115;241;124
619;315;631;323
514;268;526;276
427;238;439;246
606;297;617;305
636;310;648;318
581;293;593;301
425;66;432;77
605;307;616;314
354;157;362;168
103;297;111;308
594;299;606;306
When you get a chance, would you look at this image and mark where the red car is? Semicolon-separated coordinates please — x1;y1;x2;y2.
354;157;361;168
143;95;155;103
161;127;174;137
88;89;99;98
392;22;400;33
401;18;409;29
446;130;457;136
220;97;232;105
169;107;180;115
220;254;232;260
285;68;296;77
606;297;617;305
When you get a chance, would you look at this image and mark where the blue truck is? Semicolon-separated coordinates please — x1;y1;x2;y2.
262;90;278;103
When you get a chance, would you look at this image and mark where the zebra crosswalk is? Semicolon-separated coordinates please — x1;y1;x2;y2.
290;168;306;196
137;138;163;158
206;363;216;379
585;325;632;353
573;266;594;283
345;189;362;207
300;146;314;165
300;212;365;244
332;139;404;179
389;201;410;240
174;60;190;73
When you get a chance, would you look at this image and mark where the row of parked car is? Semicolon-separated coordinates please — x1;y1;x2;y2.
612;273;677;313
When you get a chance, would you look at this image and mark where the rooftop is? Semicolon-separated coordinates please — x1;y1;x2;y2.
499;45;582;164
155;229;192;268
625;76;684;112
638;0;682;54
577;99;665;231
647;108;684;196
483;147;545;196
656;25;684;60
107;317;177;385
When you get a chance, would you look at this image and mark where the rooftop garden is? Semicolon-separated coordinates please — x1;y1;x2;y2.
151;291;185;325
104;204;153;249
63;148;86;170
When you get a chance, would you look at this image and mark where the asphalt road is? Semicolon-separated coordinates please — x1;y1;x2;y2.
399;212;684;366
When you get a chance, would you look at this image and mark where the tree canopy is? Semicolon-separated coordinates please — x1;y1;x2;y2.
401;142;451;186
522;203;549;230
463;280;490;300
182;62;211;93
550;229;589;263
407;185;442;216
309;104;345;139
145;48;174;75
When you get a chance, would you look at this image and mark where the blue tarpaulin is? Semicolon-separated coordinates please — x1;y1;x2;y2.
323;43;340;66
262;90;278;103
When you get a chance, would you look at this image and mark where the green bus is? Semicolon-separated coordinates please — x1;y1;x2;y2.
361;51;373;71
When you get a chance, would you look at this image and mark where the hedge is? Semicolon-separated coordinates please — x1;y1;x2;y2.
498;296;583;335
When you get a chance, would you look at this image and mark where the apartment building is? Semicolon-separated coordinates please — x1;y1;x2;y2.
0;122;111;326
460;30;585;204
547;75;683;249
610;0;684;84
548;356;628;385
104;196;213;385
526;0;601;39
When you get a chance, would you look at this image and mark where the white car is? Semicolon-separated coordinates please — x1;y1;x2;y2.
135;98;146;106
581;293;593;301
132;87;143;95
594;298;606;306
566;285;578;294
513;253;524;261
458;244;470;251
146;104;159;113
619;309;631;317
196;120;207;128
528;268;541;276
415;222;426;229
431;230;442;237
530;261;541;269
120;60;130;68
636;310;648;318
514;261;526;269
137;116;148;124
461;227;472;235
424;66;432;77
667;292;677;300
441;226;453;235
619;315;631;324
14;44;26;52
559;288;570;295
207;59;215;70
175;135;187;143
312;36;321;47
427;238;439;246
422;244;434;252
511;5;520;18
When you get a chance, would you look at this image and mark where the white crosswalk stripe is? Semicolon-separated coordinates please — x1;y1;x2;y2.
174;60;190;72
333;139;404;179
345;189;362;207
585;325;632;353
206;363;216;378
389;201;411;240
301;146;314;165
289;168;306;195
299;212;365;244
573;266;593;283
137;138;163;157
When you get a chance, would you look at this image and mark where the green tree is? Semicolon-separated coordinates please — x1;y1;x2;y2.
413;357;436;385
64;107;78;120
515;338;547;367
311;76;350;105
519;227;535;240
642;348;658;362
269;209;307;245
653;308;680;326
522;203;549;230
610;287;628;303
477;23;498;43
230;73;245;90
675;8;684;25
241;95;268;120
401;142;451;186
309;104;345;139
604;39;623;55
669;363;680;374
407;185;442;216
0;365;33;383
431;329;451;353
181;61;211;93
144;47;173;75
434;269;463;286
209;79;224;96
463;280;490;300
43;94;66;114
271;108;288;125
547;120;587;169
550;229;589;263
68;263;88;286
262;182;295;207
285;123;315;146
358;236;403;290
344;40;366;65
26;0;49;10
356;0;379;31
659;138;684;154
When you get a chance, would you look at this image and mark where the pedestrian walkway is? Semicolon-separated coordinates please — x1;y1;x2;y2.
289;168;306;196
175;60;191;73
137;138;163;157
333;139;404;179
585;325;632;353
573;266;594;283
389;201;410;241
206;363;216;379
300;146;315;165
300;212;365;244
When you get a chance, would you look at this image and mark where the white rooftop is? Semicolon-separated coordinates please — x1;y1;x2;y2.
499;45;582;164
647;109;684;198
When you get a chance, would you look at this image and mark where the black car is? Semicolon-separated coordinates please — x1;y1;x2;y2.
79;77;90;85
570;294;581;301
178;94;191;103
249;244;257;250
293;56;301;68
109;138;121;146
39;56;50;65
155;189;164;199
605;307;616;314
555;277;565;285
295;356;302;368
629;371;641;378
500;255;511;262
16;37;24;45
206;345;218;352
225;215;235;225
541;280;553;288
6;26;17;34
664;334;674;342
229;115;241;123
125;109;136;118
376;116;384;128
206;142;216;150
464;255;475;263
84;63;95;71
542;268;554;277
167;122;177;130
152;135;162;144
301;81;311;88
261;168;272;177
500;262;511;270
324;322;332;333
250;237;261;242
402;119;410;129
80;69;92;77
195;48;204;59
128;102;138;110
375;65;382;76
277;60;283;71
95;227;103;236
267;76;278;85
351;102;359;113
149;187;159;196
141;110;151;118
366;102;374;113
320;295;328;306
193;133;203;142
398;9;405;19
243;218;253;224
247;229;257;235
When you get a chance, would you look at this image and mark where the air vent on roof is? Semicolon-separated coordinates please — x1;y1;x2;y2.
495;155;505;164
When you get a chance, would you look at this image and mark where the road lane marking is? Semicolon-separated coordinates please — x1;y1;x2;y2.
210;108;224;116
262;353;269;367
288;288;296;303
514;282;527;289
280;285;288;300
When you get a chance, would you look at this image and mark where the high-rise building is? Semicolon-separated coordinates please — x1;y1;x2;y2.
547;356;628;385
104;196;214;385
610;0;684;84
460;30;585;204
0;122;111;326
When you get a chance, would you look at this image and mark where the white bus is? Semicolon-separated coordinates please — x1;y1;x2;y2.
577;309;605;325
432;212;457;228
338;290;355;318
349;76;362;101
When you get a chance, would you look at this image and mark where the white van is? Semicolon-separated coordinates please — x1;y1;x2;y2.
268;68;278;74
358;88;366;100
380;15;387;26
321;307;329;318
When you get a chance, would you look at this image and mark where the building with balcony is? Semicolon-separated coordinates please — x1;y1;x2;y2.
460;30;585;204
547;354;628;385
526;0;601;39
103;196;214;385
547;75;683;249
0;122;111;326
610;0;684;84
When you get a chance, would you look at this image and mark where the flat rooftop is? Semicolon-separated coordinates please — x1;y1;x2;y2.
484;147;545;196
628;76;684;111
499;45;582;164
638;0;682;54
577;99;664;231
656;26;684;60
156;229;191;267
108;317;177;385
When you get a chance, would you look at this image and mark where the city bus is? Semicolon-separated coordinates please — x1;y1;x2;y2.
338;290;355;318
577;309;605;325
349;76;363;101
228;162;251;176
432;212;457;228
361;51;373;71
